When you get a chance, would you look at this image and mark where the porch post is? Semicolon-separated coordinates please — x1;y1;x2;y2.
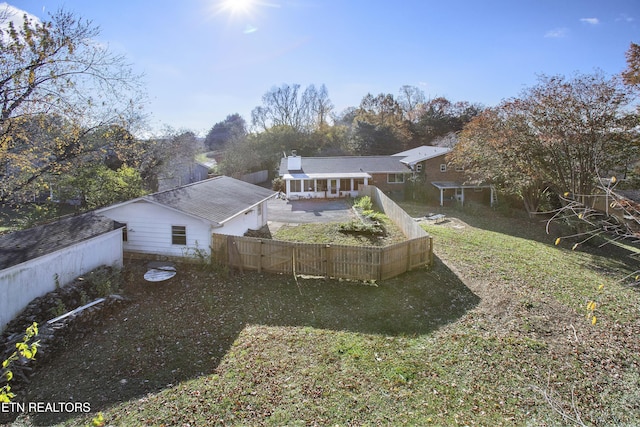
440;188;444;206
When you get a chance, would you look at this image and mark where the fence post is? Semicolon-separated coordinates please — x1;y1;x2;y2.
429;237;434;266
258;239;262;273
325;244;332;279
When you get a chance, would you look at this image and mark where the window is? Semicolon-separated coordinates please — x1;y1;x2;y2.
388;173;405;183
171;226;187;245
354;179;365;190
121;224;128;242
440;164;447;172
317;179;328;191
455;165;464;172
290;180;302;192
304;179;315;192
415;163;423;173
340;179;351;191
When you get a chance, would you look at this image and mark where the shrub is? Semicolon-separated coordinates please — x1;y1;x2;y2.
86;267;122;297
354;196;373;211
339;220;384;235
272;177;285;192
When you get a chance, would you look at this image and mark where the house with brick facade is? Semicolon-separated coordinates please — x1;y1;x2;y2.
278;147;495;205
395;146;496;206
278;151;411;199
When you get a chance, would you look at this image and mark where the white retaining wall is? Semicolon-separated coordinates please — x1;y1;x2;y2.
0;229;123;333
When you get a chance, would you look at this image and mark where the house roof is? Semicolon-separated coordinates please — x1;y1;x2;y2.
101;176;276;225
394;145;451;166
431;181;493;189
0;213;122;270
279;156;410;176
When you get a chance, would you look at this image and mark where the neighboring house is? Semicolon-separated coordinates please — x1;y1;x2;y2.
278;151;411;199
157;160;210;192
0;213;124;332
98;176;276;259
395;145;496;206
278;147;495;205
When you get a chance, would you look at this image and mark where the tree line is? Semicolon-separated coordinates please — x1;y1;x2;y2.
209;84;483;178
1;6;638;229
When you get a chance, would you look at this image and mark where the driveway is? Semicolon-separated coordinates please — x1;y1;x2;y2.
267;198;355;229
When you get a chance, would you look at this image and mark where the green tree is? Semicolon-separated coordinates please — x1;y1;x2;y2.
413;97;483;145
352;93;410;155
55;164;146;209
204;113;247;151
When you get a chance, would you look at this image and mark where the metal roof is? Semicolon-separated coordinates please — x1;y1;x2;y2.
0;212;122;270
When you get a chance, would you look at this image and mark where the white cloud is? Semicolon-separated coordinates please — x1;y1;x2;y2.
544;28;569;38
580;17;599;25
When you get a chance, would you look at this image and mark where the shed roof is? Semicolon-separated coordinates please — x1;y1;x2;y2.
0;213;122;270
279;156;410;176
102;176;276;225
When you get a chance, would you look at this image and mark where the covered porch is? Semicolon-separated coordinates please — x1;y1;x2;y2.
431;181;497;207
282;172;372;199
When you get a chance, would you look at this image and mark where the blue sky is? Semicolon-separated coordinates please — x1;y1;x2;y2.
6;0;640;136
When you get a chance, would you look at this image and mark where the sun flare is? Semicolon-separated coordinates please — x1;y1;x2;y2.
219;0;255;15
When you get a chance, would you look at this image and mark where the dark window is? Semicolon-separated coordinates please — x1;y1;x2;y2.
290;180;302;192
340;179;351;191
171;226;187;245
388;173;405;183
122;225;128;242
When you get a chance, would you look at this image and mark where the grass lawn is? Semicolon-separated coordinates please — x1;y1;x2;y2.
273;213;407;246
4;203;640;426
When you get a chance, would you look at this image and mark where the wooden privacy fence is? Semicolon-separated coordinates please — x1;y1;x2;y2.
211;234;432;281
212;186;433;281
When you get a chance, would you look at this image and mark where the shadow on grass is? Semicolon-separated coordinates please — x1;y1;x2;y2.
14;257;478;426
403;200;640;271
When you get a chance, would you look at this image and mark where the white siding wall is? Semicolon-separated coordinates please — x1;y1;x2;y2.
0;229;123;332
100;201;214;257
219;201;267;236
